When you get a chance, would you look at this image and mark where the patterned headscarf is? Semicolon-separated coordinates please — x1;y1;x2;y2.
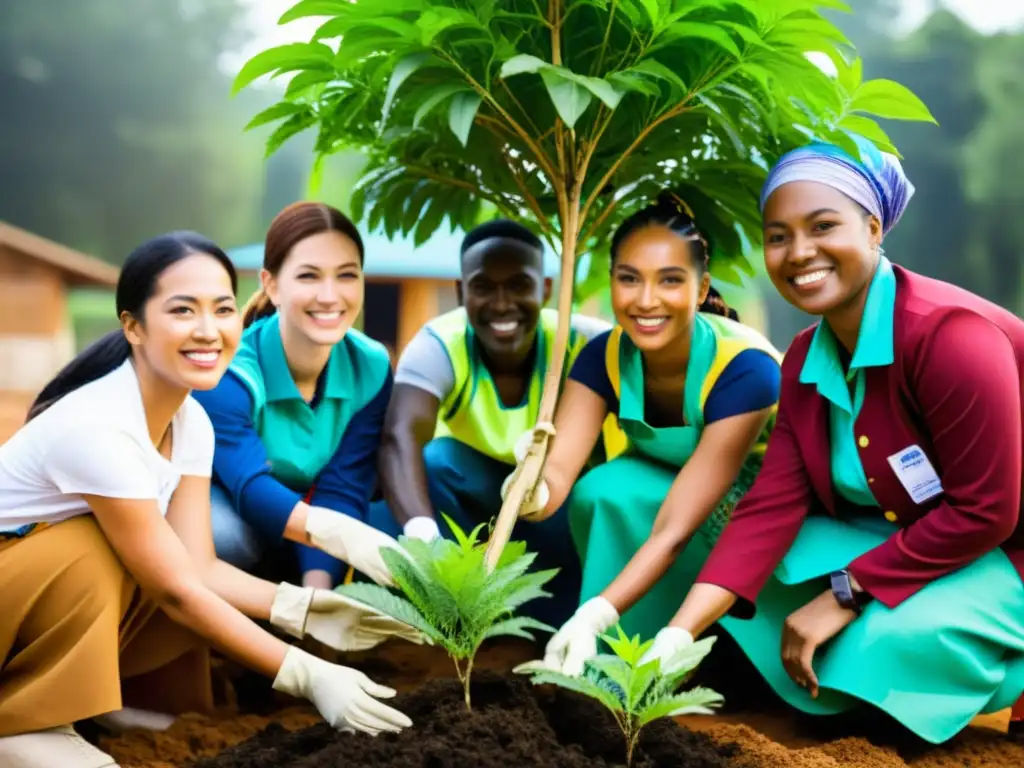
759;136;915;235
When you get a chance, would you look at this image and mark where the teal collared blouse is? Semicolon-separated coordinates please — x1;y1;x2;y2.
799;256;897;508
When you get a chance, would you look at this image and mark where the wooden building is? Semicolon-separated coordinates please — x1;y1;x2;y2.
228;227;561;361
0;222;119;442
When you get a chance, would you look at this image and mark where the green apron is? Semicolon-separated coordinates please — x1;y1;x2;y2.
568;317;763;641
716;515;1024;743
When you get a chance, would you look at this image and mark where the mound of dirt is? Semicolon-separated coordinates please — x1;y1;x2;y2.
188;672;739;768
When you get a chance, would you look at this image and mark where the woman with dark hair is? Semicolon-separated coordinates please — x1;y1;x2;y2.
646;137;1024;743
193;202;399;591
0;233;419;766
507;193;783;675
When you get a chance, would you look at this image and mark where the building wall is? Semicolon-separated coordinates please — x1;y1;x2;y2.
0;247;75;441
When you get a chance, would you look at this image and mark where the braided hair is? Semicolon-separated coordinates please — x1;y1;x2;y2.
610;192;737;321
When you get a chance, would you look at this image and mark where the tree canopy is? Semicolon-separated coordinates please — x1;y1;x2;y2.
235;0;935;298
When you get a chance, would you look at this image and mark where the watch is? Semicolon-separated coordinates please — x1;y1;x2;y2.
830;569;871;614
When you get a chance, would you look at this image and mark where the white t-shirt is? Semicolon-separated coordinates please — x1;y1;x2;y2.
0;359;214;531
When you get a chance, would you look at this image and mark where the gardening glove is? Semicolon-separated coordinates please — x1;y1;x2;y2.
639;626;696;674
543;596;619;677
272;647;412;735
402;516;441;542
501;422;556;521
270;582;427;652
304;506;409;586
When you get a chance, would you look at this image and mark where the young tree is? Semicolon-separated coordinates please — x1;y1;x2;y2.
233;0;935;562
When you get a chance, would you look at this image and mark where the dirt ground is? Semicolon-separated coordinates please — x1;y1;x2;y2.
100;639;1024;768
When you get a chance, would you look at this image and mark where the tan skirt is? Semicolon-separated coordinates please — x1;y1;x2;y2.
0;515;213;737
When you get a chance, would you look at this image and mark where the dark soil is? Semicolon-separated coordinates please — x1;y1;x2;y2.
190;671;740;768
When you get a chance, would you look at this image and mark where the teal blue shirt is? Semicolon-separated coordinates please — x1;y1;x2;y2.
193;314;392;546
799;257;897;508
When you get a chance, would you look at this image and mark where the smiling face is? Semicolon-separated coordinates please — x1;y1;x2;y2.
762;181;882;318
263;229;364;348
123;253;242;391
458;237;550;361
611;225;710;355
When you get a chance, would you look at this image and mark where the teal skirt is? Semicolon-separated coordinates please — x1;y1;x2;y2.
720;516;1024;743
572;458;1024;743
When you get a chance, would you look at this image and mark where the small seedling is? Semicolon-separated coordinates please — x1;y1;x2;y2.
334;514;557;710
515;627;723;767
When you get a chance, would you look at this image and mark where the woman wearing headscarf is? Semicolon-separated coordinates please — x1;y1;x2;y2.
638;137;1024;743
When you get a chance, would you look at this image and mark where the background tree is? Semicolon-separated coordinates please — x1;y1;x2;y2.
0;0;271;261
235;0;936;559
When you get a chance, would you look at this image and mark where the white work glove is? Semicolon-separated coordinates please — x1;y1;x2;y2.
638;626;696;674
304;506;408;586
402;516;441;542
269;582;427;652
272;647;412;735
542;596;620;676
501;422;555;521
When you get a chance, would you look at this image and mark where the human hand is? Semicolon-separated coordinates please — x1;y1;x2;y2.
781;589;857;698
541;596;620;676
402;516;441;542
304;507;408;586
272;647;412;735
638;626;696;674
270;583;427;652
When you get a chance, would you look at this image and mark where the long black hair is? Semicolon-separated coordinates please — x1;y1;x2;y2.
610;192;738;321
27;231;238;421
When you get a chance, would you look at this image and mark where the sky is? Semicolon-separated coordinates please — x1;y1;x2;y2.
228;0;1024;71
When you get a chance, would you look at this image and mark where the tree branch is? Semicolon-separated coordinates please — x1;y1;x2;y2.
435;51;560;183
579;98;697;226
405;164;520;218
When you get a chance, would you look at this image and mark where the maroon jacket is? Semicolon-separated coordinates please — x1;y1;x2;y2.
698;265;1024;613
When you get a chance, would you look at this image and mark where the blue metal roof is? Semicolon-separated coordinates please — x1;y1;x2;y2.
228;227;562;280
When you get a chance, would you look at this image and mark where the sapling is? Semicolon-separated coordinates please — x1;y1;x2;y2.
515;626;723;767
335;514;557;710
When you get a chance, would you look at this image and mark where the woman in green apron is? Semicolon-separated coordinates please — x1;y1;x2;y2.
646;138;1024;744
504;192;783;675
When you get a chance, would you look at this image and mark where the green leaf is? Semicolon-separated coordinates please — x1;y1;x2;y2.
285;69;336;98
232;42;335;95
517;668;625;714
720;21;768;49
838;115;898;155
413;84;468;128
654;22;742;59
417;7;481;45
638;0;661;25
332;582;441;642
381;52;432;127
244;102;303;131
631;58;688;93
500;53;549;78
540;69;593;129
484;616;554;641
607;72;661;98
278;0;353;25
851;79;938;123
637;687;725;724
264;110;316;156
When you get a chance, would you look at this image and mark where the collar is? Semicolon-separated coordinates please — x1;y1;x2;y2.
799;256;896;409
255;314;353;403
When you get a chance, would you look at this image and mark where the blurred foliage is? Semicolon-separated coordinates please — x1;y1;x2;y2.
0;0;295;263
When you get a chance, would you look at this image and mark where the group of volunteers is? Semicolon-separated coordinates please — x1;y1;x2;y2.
1;135;1022;767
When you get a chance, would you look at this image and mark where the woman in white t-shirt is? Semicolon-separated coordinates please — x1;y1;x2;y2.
0;232;422;768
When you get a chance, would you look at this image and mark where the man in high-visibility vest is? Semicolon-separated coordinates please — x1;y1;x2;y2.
371;219;617;627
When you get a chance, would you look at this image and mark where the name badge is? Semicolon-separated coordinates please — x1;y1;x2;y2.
887;444;943;504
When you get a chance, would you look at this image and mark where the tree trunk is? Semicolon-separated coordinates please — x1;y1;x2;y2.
484;196;579;569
